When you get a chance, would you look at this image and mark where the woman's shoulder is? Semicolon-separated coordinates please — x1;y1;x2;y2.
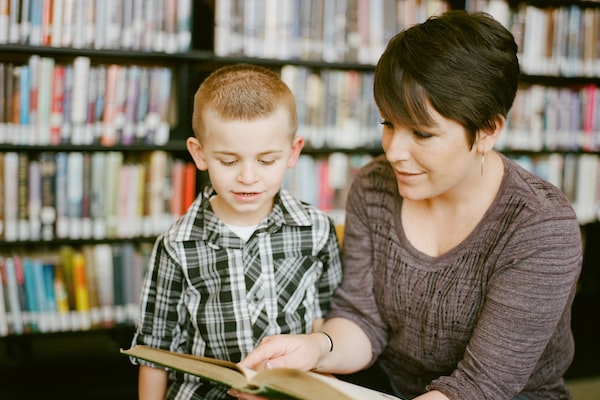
501;154;574;213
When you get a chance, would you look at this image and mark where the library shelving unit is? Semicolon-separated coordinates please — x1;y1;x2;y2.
0;0;598;399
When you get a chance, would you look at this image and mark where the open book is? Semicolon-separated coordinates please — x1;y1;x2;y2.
122;345;403;400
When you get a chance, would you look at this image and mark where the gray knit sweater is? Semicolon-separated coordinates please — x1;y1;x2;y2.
330;154;582;400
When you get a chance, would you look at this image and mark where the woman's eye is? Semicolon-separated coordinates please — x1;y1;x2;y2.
378;118;393;128
413;130;433;139
220;160;237;166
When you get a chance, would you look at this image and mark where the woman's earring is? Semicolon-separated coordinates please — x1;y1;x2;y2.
480;153;486;176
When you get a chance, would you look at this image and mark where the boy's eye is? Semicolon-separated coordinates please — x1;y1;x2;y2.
220;159;237;166
259;159;276;165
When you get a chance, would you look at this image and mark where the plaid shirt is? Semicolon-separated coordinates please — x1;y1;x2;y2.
131;187;342;399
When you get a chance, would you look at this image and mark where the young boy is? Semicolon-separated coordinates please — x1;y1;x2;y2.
130;64;343;399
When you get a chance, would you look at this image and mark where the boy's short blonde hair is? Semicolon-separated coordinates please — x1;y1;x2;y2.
192;64;298;142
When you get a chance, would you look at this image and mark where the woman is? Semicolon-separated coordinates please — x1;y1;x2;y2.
236;11;582;400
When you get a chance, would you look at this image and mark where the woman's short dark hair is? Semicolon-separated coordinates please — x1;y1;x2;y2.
373;10;520;147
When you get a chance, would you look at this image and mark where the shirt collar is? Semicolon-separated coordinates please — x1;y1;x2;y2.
175;187;314;243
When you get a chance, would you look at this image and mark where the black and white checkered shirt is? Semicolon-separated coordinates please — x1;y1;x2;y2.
131;187;342;399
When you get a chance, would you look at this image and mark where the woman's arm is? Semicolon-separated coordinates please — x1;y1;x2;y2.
239;317;372;374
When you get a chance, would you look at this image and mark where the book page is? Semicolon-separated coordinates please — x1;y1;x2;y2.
249;368;403;400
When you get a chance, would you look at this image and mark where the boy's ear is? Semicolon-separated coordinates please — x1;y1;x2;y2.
476;115;505;154
186;136;208;171
287;136;305;168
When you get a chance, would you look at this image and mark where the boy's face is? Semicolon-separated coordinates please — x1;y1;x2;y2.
187;106;303;226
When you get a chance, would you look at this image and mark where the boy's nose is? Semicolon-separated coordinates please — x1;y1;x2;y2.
237;163;258;183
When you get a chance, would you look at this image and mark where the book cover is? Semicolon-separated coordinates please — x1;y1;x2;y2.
122;345;403;400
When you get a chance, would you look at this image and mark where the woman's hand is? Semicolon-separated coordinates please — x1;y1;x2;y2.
238;333;325;372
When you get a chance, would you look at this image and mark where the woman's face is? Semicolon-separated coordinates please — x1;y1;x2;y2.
380;104;481;202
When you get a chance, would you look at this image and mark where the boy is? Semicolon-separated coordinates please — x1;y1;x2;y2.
130;64;343;399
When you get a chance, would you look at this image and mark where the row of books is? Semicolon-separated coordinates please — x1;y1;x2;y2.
470;1;600;77
283;153;374;226
280;65;381;149
214;0;450;65
0;150;197;242
498;84;600;152
0;0;192;53
509;153;600;225
0;243;151;336
0;57;174;146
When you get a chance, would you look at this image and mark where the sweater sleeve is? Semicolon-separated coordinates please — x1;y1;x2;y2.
428;208;582;399
327;170;390;362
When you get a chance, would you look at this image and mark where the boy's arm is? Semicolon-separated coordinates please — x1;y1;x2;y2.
138;364;168;400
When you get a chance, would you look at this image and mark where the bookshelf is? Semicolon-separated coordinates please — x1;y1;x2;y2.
0;0;599;397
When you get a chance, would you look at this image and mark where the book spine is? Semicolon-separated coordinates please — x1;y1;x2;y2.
19;0;29;44
3;152;18;241
7;0;19;43
0;257;9;336
93;243;115;327
82;245;101;327
50;64;65;145
90;152;106;239
28;159;42;241
4;256;24;334
17;153;29;241
37;57;54;145
81;152;92;238
67;152;84;239
54;151;69;238
50;0;64;47
183;161;197;211
22;258;40;332
177;0;191;52
39;152;57;241
72;251;91;330
0;153;3;239
29;0;43;45
70;56;90;144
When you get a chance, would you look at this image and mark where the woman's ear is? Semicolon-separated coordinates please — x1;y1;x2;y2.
186;136;208;171
476;115;505;154
286;136;305;168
